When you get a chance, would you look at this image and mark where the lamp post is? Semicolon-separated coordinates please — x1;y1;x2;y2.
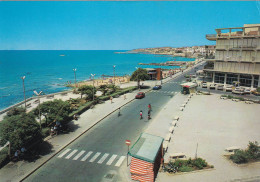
113;65;116;85
91;74;96;101
73;68;77;88
135;67;140;90
21;76;26;110
33;90;43;130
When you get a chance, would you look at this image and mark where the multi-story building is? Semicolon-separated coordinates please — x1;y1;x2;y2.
204;24;260;88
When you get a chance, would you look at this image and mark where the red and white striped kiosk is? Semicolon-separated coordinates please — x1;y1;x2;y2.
128;133;164;182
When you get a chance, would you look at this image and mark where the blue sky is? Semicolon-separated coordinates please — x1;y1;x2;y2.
0;1;259;50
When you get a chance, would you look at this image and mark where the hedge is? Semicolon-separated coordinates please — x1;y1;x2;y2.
68;86;137;118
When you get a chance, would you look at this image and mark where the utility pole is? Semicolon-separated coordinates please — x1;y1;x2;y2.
113;65;116;85
195;143;198;159
73;68;77;88
34;90;43;130
91;74;95;101
21;76;26;110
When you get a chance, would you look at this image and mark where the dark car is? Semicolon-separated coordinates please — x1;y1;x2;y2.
153;85;162;90
135;92;145;99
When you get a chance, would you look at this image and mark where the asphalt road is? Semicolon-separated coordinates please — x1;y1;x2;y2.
24;64;204;182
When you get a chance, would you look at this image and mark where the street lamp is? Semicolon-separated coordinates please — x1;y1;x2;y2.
21;76;26;109
33;90;43;130
113;65;116;85
73;68;77;88
91;74;96;101
135;67;140;90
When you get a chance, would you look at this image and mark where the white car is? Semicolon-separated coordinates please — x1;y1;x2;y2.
243;88;251;94
209;83;217;89
232;87;245;95
225;85;233;92
202;82;207;88
217;84;224;90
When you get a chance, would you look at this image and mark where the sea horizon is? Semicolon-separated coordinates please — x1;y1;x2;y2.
0;50;195;111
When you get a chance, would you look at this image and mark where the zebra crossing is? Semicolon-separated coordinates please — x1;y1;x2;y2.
150;90;178;94
57;148;126;167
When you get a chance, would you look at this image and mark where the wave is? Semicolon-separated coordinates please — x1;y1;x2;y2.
0;94;10;98
0;87;8;90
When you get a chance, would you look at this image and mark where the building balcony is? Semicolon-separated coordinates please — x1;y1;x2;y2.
206;32;260;41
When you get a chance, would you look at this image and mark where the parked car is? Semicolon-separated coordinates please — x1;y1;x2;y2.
243;88;251;95
225;85;233;92
202;82;208;88
232;87;245;95
153;85;162;90
217;84;224;90
135;92;145;99
209;83;217;89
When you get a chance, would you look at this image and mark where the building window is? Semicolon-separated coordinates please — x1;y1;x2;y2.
214;72;225;83
253;75;259;88
226;74;238;85
240;74;252;87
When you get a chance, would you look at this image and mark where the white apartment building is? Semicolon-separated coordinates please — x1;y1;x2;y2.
204;24;260;88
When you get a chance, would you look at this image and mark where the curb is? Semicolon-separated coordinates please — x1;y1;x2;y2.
20;62;204;181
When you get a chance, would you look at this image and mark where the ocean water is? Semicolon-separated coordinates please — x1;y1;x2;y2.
0;50;194;110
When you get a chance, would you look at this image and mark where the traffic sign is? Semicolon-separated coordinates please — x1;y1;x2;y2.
125;140;131;146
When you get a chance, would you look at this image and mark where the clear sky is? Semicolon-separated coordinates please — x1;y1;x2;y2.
0;1;259;50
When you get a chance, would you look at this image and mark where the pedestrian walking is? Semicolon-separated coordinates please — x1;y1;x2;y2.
148;104;152;111
124;94;126;100
118;107;121;117
110;96;113;104
140;110;143;120
148;110;151;120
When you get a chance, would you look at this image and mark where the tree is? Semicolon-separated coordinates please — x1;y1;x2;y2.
33;99;71;125
99;85;108;96
6;107;26;118
78;85;96;100
107;84;118;94
130;68;150;88
0;113;42;153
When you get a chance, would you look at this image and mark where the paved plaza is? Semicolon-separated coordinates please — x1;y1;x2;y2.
155;93;260;182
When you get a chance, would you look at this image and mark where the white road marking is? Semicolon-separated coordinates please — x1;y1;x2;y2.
58;149;71;158
106;154;117;165
81;151;93;161
73;150;86;160
89;152;101;162
65;149;78;159
97;153;109;164
115;156;126;167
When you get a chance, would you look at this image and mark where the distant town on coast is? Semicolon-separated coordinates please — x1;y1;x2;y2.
117;45;216;59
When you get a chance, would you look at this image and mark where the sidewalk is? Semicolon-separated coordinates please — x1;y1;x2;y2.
0;61;204;182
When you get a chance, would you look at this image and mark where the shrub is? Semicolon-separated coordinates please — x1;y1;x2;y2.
246;141;260;160
230;150;248;164
257;87;260;92
173;159;187;167
227;95;233;99
192;158;207;169
179;166;193;172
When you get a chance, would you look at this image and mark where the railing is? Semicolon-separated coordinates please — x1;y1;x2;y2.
206;34;217;39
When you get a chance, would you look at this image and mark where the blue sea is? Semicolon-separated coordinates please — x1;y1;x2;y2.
0;50;194;110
